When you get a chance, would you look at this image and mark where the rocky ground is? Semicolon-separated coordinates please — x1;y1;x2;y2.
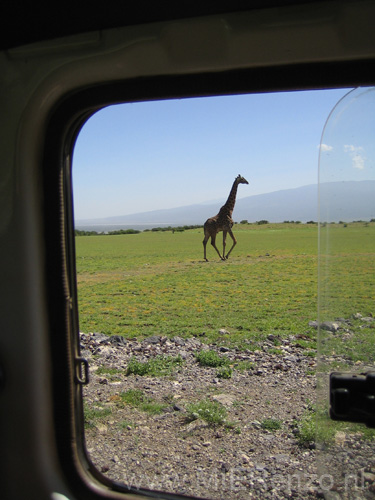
81;325;375;500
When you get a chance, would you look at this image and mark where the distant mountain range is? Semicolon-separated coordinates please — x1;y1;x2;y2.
76;181;375;230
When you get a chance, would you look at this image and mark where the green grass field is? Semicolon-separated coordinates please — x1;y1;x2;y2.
75;222;374;356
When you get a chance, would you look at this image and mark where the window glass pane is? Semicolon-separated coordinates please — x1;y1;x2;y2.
73;90;352;498
317;87;375;498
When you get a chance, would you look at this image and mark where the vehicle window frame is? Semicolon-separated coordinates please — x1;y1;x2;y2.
42;64;375;497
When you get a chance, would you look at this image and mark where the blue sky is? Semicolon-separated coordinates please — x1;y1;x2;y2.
72;88;352;220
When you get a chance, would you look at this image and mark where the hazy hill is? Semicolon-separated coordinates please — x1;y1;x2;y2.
76;181;375;229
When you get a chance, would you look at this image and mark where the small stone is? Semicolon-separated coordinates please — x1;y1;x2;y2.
95;424;108;434
219;346;230;352
321;321;340;332
212;394;235;407
363;472;375;483
173;404;184;412
172;336;186;346
334;431;346;446
143;335;161;344
109;335;127;345
218;328;230;335
220;463;231;473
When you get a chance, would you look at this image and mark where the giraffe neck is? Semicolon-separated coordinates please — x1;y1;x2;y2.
222;178;240;215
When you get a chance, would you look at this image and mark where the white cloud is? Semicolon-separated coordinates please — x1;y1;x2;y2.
344;144;363;153
344;144;366;170
319;144;333;152
352;155;365;170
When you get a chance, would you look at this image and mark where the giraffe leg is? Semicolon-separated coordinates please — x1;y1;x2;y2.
225;229;237;259
211;234;225;260
203;234;209;261
222;230;227;260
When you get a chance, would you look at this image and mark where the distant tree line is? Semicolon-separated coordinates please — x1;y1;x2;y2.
75;219;373;236
144;225;202;233
75;228;140;236
239;219;309;225
75;230;102;236
75;225;203;236
107;229;141;235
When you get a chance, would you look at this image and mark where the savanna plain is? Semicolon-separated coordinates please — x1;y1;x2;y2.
76;222;375;499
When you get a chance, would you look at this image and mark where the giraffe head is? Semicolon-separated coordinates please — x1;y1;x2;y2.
236;174;249;185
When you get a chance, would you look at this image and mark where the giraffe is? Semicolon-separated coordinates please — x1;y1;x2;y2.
203;174;249;261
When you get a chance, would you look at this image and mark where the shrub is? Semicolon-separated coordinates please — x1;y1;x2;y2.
126;355;183;377
84;403;112;429
120;389;166;415
216;366;233;379
186;399;227;426
195;350;229;367
261;418;282;431
296;406;316;446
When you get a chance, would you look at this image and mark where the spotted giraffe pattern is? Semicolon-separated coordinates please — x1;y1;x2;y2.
203;174;249;261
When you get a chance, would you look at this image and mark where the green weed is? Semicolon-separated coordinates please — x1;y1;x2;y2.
120;388;146;406
120;389;167;415
296;406;316;447
118;420;137;429
261;418;282;431
84;403;112;429
195;350;229;367
268;348;283;355
96;366;121;376
235;360;255;371
186;399;228;426
126;355;183;377
216;366;233;379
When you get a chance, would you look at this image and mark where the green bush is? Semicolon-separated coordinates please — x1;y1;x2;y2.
120;389;166;415
126;355;183;377
261;418;282;431
216;366;233;379
296;406;316;446
195;350;229;368
186;399;228;426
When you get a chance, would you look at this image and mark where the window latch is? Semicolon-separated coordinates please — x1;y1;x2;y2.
330;372;375;428
75;357;89;385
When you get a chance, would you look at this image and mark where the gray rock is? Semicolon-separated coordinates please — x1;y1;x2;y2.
172;336;186;346
320;321;340;332
143;335;161;344
219;328;230;335
219;346;230;352
362;316;374;323
109;335;127;345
